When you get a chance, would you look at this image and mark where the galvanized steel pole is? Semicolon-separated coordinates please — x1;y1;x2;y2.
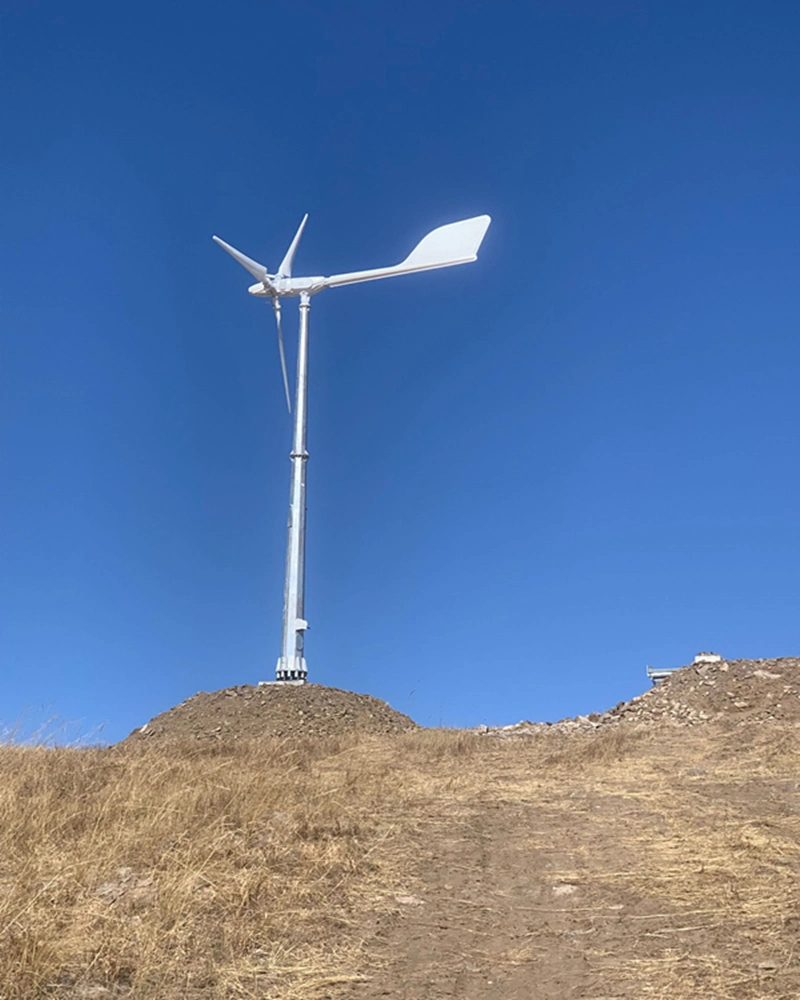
276;290;310;682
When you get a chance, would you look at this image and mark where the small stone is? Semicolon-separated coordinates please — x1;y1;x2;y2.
552;883;578;896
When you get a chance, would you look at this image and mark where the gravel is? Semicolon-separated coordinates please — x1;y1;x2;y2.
118;683;417;746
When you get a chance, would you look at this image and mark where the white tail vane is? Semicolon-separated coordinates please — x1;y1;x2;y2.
272;298;292;413
213;211;491;686
323;215;491;288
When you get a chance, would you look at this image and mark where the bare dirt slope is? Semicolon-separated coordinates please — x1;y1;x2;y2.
344;724;800;1000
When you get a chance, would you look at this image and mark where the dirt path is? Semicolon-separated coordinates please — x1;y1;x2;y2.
362;801;600;998
346;727;800;1000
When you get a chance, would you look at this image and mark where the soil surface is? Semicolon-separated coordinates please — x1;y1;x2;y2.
342;723;800;1000
119;683;417;746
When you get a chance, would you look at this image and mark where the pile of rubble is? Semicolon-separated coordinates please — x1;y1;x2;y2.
477;654;800;738
119;683;417;746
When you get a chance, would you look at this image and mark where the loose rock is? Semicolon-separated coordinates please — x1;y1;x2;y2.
119;684;417;746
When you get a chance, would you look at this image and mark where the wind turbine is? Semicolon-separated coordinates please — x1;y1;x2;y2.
213;213;491;683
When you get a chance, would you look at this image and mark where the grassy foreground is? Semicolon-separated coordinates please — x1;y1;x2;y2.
1;725;799;998
0;733;428;998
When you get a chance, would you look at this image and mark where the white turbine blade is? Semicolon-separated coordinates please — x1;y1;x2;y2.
323;215;491;289
213;235;270;285
277;214;309;278
272;299;292;413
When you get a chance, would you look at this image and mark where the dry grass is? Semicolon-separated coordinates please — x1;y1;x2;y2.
0;735;420;999
2;723;800;999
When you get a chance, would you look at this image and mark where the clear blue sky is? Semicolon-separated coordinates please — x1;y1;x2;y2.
2;0;799;743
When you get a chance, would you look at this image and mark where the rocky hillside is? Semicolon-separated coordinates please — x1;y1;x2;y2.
479;654;800;737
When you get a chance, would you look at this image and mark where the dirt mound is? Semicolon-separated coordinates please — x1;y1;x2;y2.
119;683;417;746
480;655;800;738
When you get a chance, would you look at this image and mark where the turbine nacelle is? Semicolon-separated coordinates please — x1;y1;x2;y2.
247;276;327;298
